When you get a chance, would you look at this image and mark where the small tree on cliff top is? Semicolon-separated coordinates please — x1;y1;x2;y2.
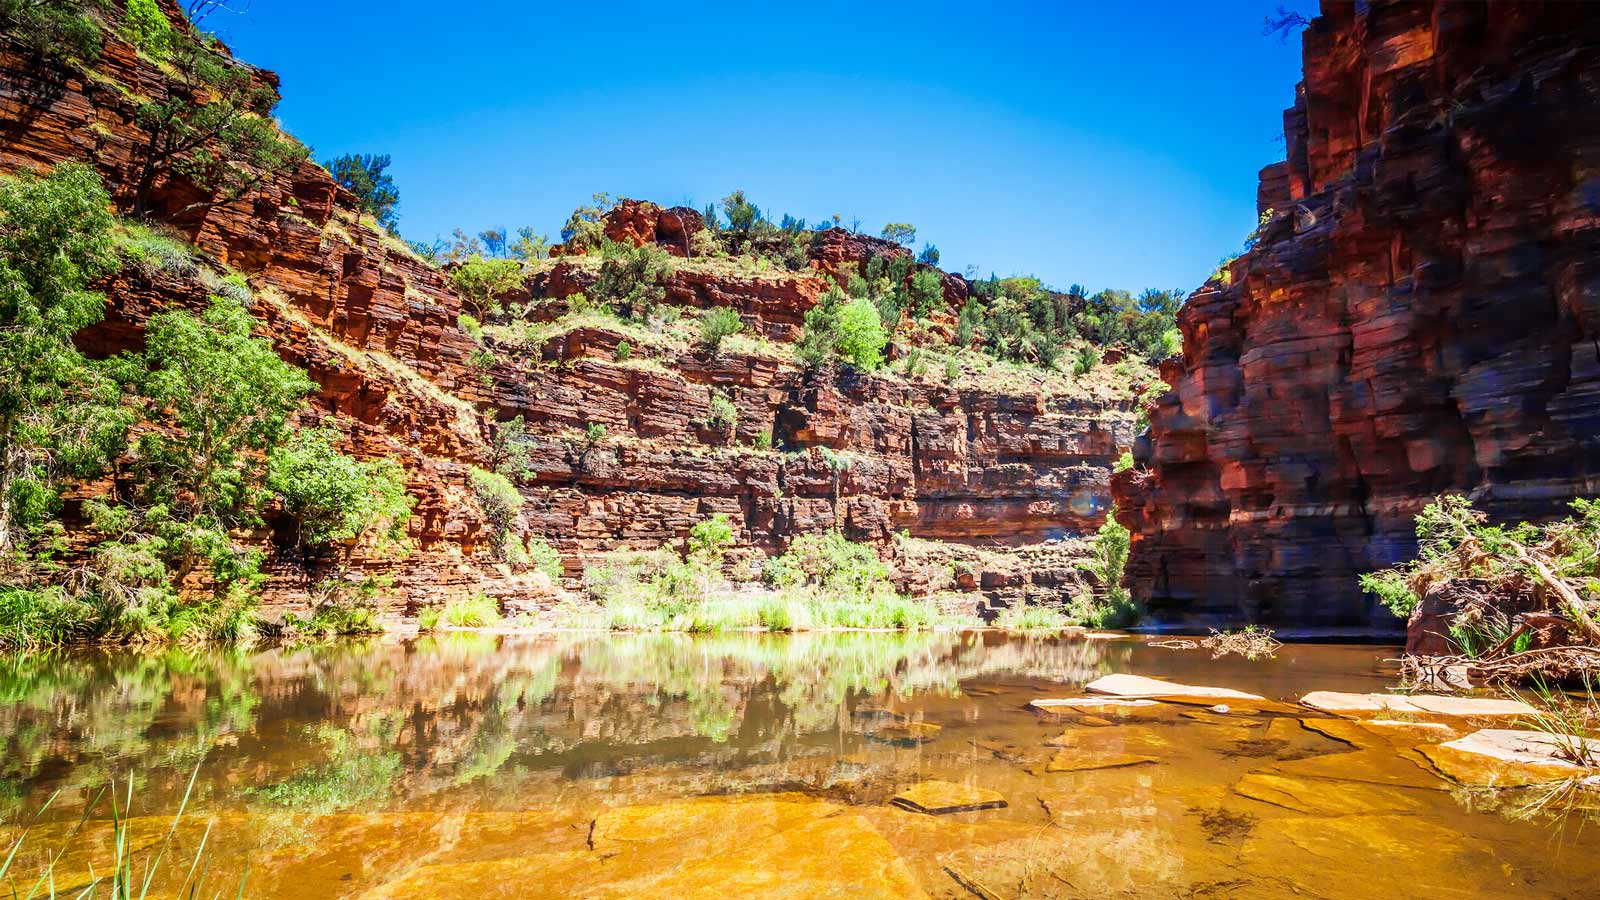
327;153;400;235
130;27;309;219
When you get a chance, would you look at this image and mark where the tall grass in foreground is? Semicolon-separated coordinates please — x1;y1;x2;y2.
1514;675;1599;770
0;762;244;899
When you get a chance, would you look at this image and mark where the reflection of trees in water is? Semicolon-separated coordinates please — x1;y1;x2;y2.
0;632;1123;817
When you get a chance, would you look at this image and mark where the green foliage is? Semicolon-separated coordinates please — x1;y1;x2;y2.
469;466;524;561
1074;517;1138;627
124;0;170;55
613;339;632;362
994;603;1070;630
524;535;563;580
1113;450;1135;473
1073;345;1100;375
880;222;916;246
249;725;403;814
908;268;944;319
267;428;412;550
836;297;889;370
0;585;98;650
130;31;309;218
697;306;742;353
451;255;522;319
706;388;737;431
0;0;103;59
421;594;502;629
137;295;316;518
509;226;551;261
327;153;400;234
1360;495;1600;629
917;243;940;266
764;531;895;600
457;312;482;340
593;240;674;322
560;192;614;252
799;287;889;371
688;513;735;564
584;422;608;444
0;164;128;551
489;415;532;481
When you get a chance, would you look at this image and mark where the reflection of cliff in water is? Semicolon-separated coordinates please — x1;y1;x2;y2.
0;632;1125;815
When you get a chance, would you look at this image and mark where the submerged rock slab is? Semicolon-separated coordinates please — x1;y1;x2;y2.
890;780;1007;815
1232;773;1432;816
1420;729;1596;786
370;794;929;900
1085;674;1264;701
1299;692;1536;718
1030;697;1159;711
1044;750;1159;773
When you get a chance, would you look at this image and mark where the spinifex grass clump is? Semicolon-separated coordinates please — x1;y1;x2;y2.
992;604;1071;631
0;764;244;899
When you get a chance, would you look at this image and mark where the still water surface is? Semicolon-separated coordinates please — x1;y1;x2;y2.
0;632;1595;898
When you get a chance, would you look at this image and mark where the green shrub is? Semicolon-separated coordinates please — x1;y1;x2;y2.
593;240;674;322
1113;451;1135;473
326;153;400;234
0;585;99;650
469;467;524;560
451;256;523;318
765;531;894;600
698;306;742;353
424;594;502;629
458;313;483;340
124;0;171;55
560;193;615;253
994;603;1069;630
585;422;608;444
525;535;564;580
2;0;103;59
614;339;632;362
267;428;413;549
706;388;737;431
1073;345;1100;375
1074;517;1137;627
688;513;735;564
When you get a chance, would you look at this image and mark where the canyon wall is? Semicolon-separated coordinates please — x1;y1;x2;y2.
0;12;1141;616
1115;0;1600;628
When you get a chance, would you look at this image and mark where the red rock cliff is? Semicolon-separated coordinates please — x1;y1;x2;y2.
1115;1;1600;628
0;11;1144;617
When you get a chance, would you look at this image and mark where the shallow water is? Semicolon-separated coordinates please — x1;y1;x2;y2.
0;631;1594;899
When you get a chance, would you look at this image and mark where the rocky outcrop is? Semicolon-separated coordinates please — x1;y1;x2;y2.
1116;1;1600;628
0;14;1140;617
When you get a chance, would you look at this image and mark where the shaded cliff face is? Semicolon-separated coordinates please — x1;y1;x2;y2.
0;18;1145;615
1116;1;1600;628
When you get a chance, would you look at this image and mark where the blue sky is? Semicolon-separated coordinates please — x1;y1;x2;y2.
219;1;1309;293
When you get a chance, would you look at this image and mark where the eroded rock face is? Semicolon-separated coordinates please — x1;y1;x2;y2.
0;24;1136;616
1116;1;1600;628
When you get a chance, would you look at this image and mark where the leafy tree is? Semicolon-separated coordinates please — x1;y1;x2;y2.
593;240;673;321
124;0;171;55
880;222;916;246
267;428;413;550
0;0;103;59
908;269;944;319
489;414;533;481
451;256;523;319
130;30;309;219
561;192;614;252
687;513;734;564
509;226;550;261
0;164;129;550
136;295;317;521
478;227;507;257
836;297;888;370
697;306;742;354
1075;517;1137;627
326;153;400;234
916;243;939;266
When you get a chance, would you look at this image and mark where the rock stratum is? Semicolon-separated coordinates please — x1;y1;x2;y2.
0;9;1144;617
1115;0;1600;628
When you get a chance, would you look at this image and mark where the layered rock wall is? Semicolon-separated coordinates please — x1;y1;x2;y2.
0;16;1138;616
1116;0;1600;628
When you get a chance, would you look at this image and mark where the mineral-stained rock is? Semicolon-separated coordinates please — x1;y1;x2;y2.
889;780;1007;815
1115;1;1600;628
